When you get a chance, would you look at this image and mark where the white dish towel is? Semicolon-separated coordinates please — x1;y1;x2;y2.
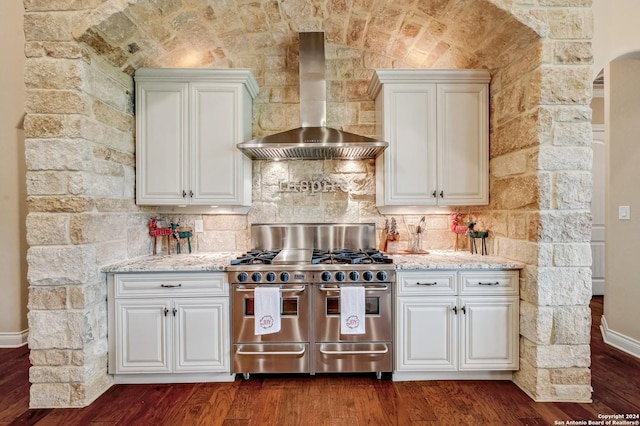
254;286;281;335
340;285;365;334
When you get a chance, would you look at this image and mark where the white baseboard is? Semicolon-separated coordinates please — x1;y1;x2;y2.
0;330;29;348
600;315;640;359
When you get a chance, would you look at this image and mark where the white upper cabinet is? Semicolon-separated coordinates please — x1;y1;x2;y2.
135;68;259;212
369;70;490;213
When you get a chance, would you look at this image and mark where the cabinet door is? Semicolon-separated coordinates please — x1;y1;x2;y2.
191;83;250;205
136;81;189;205
458;296;519;370
115;299;171;373
437;83;489;205
379;84;438;206
174;299;229;372
396;296;457;371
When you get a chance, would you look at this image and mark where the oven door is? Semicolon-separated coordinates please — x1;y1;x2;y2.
314;283;392;343
232;284;309;343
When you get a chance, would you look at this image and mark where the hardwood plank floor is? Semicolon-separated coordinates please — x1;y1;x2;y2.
2;297;639;425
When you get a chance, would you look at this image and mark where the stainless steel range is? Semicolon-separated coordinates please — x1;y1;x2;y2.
227;223;395;379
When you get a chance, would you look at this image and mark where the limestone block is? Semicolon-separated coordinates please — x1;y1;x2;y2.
532;211;592;243
551;105;592;123
26;171;68;196
551;305;591;344
552;122;592;147
95;240;128;266
24;12;74;42
538;146;592;171
490;175;539;210
26;90;89;114
29;383;71;408
27;245;97;286
513;357;551;400
537;266;592;306
197;231;240;252
494;238;539;266
539;66;592;104
490;110;544;157
549;367;591;385
553;242;592;267
554;172;592;209
24;58;87;90
68;282;107;310
547;8;593;39
68;171;124;197
522;338;590;368
28;310;85;349
69;213;127;244
70;370;112;407
26;213;70;245
519;301;554;344
24;41;84;59
28;286;68;310
554;41;593;65
25;139;92;171
24;0;105;11
29;365;87;383
549;384;592;402
29;349;71;366
490;150;534;178
27;196;95;213
92;99;134;133
203;215;248;231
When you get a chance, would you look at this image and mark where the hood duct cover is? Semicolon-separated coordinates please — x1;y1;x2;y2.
237;32;388;160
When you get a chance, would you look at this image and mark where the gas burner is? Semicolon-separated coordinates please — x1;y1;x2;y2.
230;250;281;265
311;249;392;265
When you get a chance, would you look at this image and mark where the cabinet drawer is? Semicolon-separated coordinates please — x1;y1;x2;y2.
458;271;518;295
114;272;228;298
396;271;457;295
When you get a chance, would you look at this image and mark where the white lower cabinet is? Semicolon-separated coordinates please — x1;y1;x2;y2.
108;272;233;383
395;270;519;381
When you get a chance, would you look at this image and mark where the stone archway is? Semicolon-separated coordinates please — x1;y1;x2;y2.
23;1;593;407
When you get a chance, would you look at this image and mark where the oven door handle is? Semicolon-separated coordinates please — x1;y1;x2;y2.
319;345;389;355
236;346;306;356
234;286;306;293
319;285;389;292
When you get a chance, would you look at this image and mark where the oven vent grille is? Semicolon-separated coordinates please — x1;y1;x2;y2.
239;145;386;160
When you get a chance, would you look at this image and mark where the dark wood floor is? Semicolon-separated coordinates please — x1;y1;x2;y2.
1;297;639;425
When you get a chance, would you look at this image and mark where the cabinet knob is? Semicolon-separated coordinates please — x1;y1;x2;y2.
189;190;194;198
461;305;466;314
432;190;437;198
164;308;169;317
452;306;458;315
182;190;187;198
172;307;177;316
439;190;444;198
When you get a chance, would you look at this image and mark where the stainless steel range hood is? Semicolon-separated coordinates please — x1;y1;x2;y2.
237;32;388;160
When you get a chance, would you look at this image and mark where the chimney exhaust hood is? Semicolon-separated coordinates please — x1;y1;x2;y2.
237;32;388;160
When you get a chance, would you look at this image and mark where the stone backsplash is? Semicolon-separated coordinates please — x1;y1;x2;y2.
154;159;480;254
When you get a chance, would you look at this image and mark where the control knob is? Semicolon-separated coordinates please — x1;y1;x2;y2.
265;272;276;282
237;272;248;283
280;271;290;282
321;271;332;282
335;271;346;282
349;271;359;281
362;271;374;282
251;272;262;282
376;271;388;282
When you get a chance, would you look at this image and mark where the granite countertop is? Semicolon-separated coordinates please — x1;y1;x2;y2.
103;250;523;273
390;250;524;270
102;252;243;273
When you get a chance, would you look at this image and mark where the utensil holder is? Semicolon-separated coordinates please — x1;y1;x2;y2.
408;232;422;253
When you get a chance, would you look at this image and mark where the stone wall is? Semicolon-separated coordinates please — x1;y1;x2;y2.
23;0;593;407
23;3;148;406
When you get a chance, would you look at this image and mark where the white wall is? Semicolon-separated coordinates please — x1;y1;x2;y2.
593;0;640;351
0;1;28;345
